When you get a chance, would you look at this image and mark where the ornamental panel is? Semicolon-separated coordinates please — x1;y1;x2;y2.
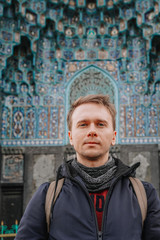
1;155;24;183
69;67;115;105
0;0;160;146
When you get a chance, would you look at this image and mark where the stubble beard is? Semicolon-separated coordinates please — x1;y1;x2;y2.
77;150;106;162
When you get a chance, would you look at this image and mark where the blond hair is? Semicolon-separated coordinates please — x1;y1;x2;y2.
67;94;116;131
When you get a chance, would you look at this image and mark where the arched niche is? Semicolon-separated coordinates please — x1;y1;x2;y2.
65;65;119;143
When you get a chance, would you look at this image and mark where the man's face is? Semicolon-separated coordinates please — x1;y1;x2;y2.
68;103;116;167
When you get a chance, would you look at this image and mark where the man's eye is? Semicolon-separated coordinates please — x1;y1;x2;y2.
80;123;87;127
98;123;104;126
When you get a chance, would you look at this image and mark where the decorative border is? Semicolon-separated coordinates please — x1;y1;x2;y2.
1;137;159;147
121;137;160;144
1;139;64;147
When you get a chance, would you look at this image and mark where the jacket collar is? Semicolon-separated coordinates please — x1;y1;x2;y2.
114;158;140;178
59;157;140;180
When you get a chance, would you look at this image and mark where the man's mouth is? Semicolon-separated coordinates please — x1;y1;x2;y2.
84;141;99;145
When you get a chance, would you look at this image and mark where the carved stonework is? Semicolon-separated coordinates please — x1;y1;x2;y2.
1;154;24;183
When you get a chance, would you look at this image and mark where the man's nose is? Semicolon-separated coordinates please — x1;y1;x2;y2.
87;131;97;137
87;125;97;137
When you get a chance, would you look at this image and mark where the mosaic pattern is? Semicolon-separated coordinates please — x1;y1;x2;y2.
147;106;158;137
12;107;24;139
2;107;11;139
120;104;160;144
37;107;48;139
0;0;160;146
69;67;115;105
25;107;36;139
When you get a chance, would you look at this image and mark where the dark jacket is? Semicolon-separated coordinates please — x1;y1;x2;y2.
15;158;160;240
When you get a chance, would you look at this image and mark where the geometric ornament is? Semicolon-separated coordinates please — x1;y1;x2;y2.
69;66;115;106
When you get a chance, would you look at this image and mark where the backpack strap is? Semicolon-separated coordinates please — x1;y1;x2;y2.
129;177;147;226
45;178;64;232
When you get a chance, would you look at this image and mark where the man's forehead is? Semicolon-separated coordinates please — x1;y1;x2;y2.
72;103;111;120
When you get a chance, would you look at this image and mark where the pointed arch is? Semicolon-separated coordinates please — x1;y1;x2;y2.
65;65;119;143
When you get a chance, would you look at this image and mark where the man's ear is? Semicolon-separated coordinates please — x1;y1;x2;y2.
68;131;73;145
111;131;117;146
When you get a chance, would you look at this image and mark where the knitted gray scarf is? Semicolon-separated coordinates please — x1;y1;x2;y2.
71;155;117;192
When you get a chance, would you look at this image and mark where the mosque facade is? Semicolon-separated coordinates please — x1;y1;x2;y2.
0;0;160;226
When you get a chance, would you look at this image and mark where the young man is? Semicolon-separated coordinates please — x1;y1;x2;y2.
15;94;160;240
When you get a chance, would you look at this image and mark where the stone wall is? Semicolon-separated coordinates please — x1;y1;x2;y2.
120;144;160;194
1;144;159;212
